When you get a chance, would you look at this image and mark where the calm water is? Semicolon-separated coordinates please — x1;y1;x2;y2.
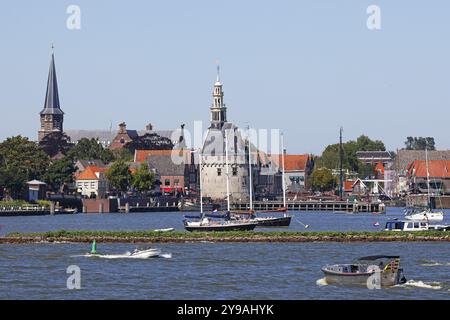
0;208;449;300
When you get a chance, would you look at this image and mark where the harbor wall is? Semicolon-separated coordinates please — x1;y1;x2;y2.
82;199;118;213
406;195;450;209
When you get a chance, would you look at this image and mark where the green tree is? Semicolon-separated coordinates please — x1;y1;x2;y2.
131;163;155;194
105;160;132;194
67;138;114;163
38;132;74;157
0;136;49;199
43;158;77;192
315;134;387;176
405;137;435;150
310;168;336;192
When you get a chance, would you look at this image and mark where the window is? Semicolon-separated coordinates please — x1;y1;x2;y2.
217;168;222;176
407;222;413;229
232;167;238;176
414;222;420;228
165;179;171;186
174;179;180;186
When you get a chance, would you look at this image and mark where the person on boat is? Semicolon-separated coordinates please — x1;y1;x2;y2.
90;240;97;254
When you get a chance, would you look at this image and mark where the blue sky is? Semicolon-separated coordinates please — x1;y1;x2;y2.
0;1;449;154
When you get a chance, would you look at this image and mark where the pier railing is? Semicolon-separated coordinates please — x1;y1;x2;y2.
231;200;386;213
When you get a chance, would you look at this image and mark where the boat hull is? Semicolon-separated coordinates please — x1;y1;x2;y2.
184;222;257;232
405;212;444;222
254;216;292;227
322;268;405;287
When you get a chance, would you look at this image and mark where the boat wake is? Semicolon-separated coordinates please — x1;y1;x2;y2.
419;260;450;267
395;280;442;290
71;251;172;260
316;278;328;286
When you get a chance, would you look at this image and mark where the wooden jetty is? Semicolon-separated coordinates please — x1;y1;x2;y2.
232;200;386;213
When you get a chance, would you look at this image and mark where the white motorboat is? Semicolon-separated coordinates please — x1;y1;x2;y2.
322;255;407;287
153;228;175;232
404;209;444;222
87;248;163;259
405;148;445;222
385;219;450;232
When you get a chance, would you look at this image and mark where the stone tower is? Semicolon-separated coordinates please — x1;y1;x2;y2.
38;53;64;142
201;67;250;202
209;65;227;130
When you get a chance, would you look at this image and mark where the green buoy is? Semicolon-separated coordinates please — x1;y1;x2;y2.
90;240;97;254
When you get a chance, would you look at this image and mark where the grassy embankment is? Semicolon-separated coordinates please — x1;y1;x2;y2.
1;229;449;243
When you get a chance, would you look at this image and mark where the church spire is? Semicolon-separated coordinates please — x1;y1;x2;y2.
210;65;227;129
40;52;63;115
38;51;64;141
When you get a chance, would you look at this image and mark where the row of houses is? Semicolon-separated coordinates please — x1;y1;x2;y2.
344;150;450;197
74;150;315;200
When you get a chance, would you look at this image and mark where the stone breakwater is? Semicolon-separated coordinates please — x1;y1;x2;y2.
1;231;449;243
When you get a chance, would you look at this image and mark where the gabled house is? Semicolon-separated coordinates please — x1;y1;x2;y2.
269;154;314;193
407;160;450;195
134;149;193;195
75;166;108;198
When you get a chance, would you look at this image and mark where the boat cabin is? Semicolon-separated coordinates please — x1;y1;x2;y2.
385;220;428;231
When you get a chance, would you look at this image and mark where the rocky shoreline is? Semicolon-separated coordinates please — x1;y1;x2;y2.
1;230;449;243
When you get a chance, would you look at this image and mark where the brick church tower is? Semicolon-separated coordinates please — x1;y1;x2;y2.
38;53;64;142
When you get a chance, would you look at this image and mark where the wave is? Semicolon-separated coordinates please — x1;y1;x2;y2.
396;280;442;290
419;260;450;267
316;278;328;286
71;251;172;260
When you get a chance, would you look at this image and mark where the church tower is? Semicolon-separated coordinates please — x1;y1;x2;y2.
209;66;227;129
38;52;64;142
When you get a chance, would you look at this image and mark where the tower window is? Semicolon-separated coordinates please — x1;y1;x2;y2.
217;168;222;176
232;167;238;176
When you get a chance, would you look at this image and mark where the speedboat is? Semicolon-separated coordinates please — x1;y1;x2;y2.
404;208;444;222
153;228;175;232
321;255;407;287
127;248;162;259
86;248;163;259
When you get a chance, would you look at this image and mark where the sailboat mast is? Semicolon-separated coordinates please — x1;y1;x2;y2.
199;148;203;214
248;125;253;211
339;127;344;201
281;133;287;208
425;148;431;208
225;130;231;212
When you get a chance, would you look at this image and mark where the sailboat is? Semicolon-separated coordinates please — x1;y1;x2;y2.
183;134;258;232
231;130;292;227
405;148;444;222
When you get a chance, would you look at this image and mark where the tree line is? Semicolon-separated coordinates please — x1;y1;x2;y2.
0;135;155;200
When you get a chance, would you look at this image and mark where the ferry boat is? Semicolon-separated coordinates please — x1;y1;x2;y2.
384;219;450;232
321;255;407;287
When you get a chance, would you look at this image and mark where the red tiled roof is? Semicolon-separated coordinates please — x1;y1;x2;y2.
269;154;311;171
407;160;450;178
344;180;354;192
76;166;107;180
134;149;191;163
374;161;385;175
